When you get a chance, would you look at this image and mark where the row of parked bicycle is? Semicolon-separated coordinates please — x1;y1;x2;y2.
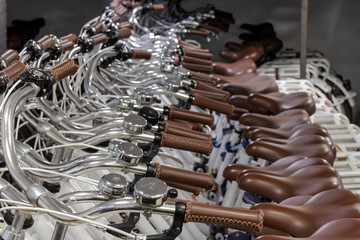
0;1;358;240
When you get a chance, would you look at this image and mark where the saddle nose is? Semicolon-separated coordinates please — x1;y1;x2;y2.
237;165;342;203
219;75;279;96
212;58;256;76
245;135;336;165
223;156;330;181
240;109;311;130
247;92;316;116
251;189;360;238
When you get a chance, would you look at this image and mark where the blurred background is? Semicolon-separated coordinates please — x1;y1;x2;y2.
3;0;360;123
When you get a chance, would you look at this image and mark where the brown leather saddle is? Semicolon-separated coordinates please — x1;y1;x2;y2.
245;135;336;165
212;72;259;84
212;58;256;76
237;164;342;203
252;189;360;237
240;109;311;130
219;75;279;96
247;92;316;116
219;44;262;61
256;218;360;240
223;156;329;181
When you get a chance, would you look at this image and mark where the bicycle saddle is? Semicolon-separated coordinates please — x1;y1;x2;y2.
247;92;316;116
244;37;283;54
251;189;360;237
229;92;285;114
212;72;258;84
244;124;336;156
212;58;256;76
246;135;336;165
219;75;279;96
219;44;262;61
229;107;249;120
243;123;328;140
240;109;311;130
237;165;342;203
256;218;360;240
223;156;329;181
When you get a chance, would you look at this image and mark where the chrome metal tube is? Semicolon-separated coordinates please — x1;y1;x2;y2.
1;84;39;191
0;179;30;205
51;222;68;240
8;211;26;238
76;199;176;221
35;51;51;68
84;48;116;97
59;191;111;204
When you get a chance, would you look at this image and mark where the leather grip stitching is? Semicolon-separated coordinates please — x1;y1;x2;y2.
154;162;161;179
160;132;212;155
184;201;264;232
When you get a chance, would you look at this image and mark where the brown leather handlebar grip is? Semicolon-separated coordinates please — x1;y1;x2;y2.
194;80;220;90
183;48;213;60
199;23;221;34
168;106;214;126
173;120;203;131
188;29;209;37
118;28;132;39
230;107;248;120
186;48;210;53
182;121;203;131
192;93;234;117
90;33;108;46
60;40;75;53
183;55;212;66
182;62;213;74
131;49;152;60
165;181;202;196
190;88;229;102
195;81;231;100
60;33;79;44
111;14;122;23
153;4;165;10
189;71;216;85
123;1;141;8
48;59;78;84
118;21;134;29
163;121;211;142
159;120;192;130
1;49;19;66
160;132;213;155
179;40;201;49
0;61;27;83
154;163;214;190
91;21;104;33
114;5;128;16
38;35;56;51
184;201;264;232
